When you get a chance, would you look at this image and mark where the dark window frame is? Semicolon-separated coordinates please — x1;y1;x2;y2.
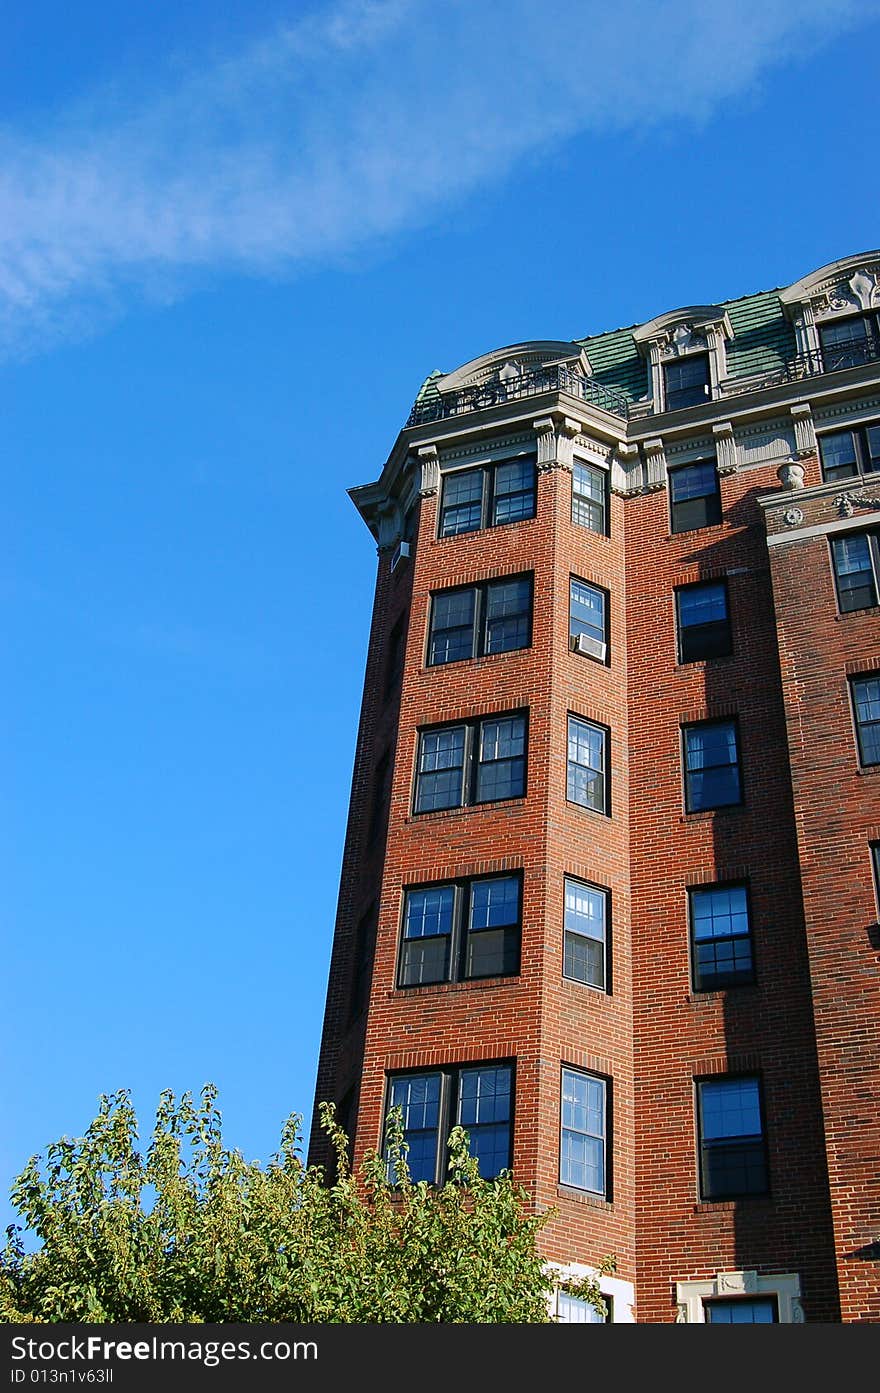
871;842;880;919
397;871;523;988
569;576;609;663
851;675;880;767
695;1073;769;1201
688;880;755;992
563;875;609;992
675;579;732;663
427;573;533;667
682;717;743;813
830;529;880;613
384;1060;515;1185
669;459;722;534
818;419;880;482
566;713;610;816
663;352;712;411
413;710;528;814
571;459;609;535
704;1297;778;1324
559;1065;609;1198
438;457;537;538
819;311;880;373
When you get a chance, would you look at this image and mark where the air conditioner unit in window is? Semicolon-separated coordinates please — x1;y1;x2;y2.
390;540;411;572
571;632;607;662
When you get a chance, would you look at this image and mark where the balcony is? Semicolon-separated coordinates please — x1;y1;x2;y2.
405;333;880;431
406;362;632;427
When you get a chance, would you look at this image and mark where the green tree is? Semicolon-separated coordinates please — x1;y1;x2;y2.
0;1086;612;1323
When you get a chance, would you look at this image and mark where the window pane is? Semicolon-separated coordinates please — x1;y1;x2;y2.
670;462;721;533
564;879;606;989
560;1069;606;1194
664;354;710;410
557;1292;607;1324
440;469;483;536
684;722;740;811
388;1074;441;1183
415;727;466;811
821;315;873;369
404;886;455;939
698;1077;767;1199
476;716;526;802
567;716;607;812
819;429;859;481
700;1078;762;1140
706;1299;777;1324
832;534;878;613
853;676;880;765
691;885;753;989
866;425;880;470
428;588;476;664
485;577;531;654
492;459;536;525
570;579;606;646
676;582;731;661
572;462;606;532
457;1065;512;1177
470;877;520;929
400;936;450;986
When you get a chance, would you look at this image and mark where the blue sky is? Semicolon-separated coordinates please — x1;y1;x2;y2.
3;0;880;1227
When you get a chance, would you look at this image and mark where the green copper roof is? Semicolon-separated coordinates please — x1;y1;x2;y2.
412;285;801;410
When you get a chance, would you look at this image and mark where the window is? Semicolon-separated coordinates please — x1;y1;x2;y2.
669;460;721;533
398;874;521;987
427;575;532;665
664;353;711;411
439;458;536;537
818;421;880;481
872;842;880;915
386;1063;513;1184
569;578;608;661
689;883;754;991
413;712;527;813
819;312;880;372
851;676;880;766
566;715;609;814
572;460;608;534
704;1298;777;1324
560;1068;607;1196
556;1291;612;1324
675;581;732;662
682;719;742;812
830;531;879;612
696;1076;768;1200
563;878;608;991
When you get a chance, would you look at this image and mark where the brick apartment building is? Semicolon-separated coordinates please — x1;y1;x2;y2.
309;250;880;1323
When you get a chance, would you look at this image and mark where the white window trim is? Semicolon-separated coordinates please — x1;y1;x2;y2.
675;1269;804;1323
546;1261;635;1324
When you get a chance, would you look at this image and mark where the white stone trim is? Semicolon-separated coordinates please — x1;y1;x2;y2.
765;506;880;546
676;1270;804;1323
546;1261;635;1324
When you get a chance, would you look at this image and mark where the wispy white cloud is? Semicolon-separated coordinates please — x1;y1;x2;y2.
0;0;874;353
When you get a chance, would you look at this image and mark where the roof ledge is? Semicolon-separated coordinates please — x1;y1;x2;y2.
779;250;880;320
438;341;591;393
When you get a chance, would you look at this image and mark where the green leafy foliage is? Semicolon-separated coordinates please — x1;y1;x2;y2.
0;1086;612;1324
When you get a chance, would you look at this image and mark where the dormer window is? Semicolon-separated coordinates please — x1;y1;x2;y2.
819;312;880;371
633;307;733;414
663;354;711;411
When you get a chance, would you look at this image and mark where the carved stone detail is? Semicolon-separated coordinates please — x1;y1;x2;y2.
777;462;805;491
835;491;880;517
417;445;440;498
713;421;737;476
643;437;667;489
783;508;804;526
376;501;402;550
533;415;581;471
675;1303;688;1323
790;403;816;456
718;1270;758;1295
791;1298;806;1324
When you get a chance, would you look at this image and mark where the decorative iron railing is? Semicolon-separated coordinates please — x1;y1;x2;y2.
404;335;880;428
405;363;632;427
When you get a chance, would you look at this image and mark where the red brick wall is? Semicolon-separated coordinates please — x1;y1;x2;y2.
766;469;880;1322
624;454;839;1322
